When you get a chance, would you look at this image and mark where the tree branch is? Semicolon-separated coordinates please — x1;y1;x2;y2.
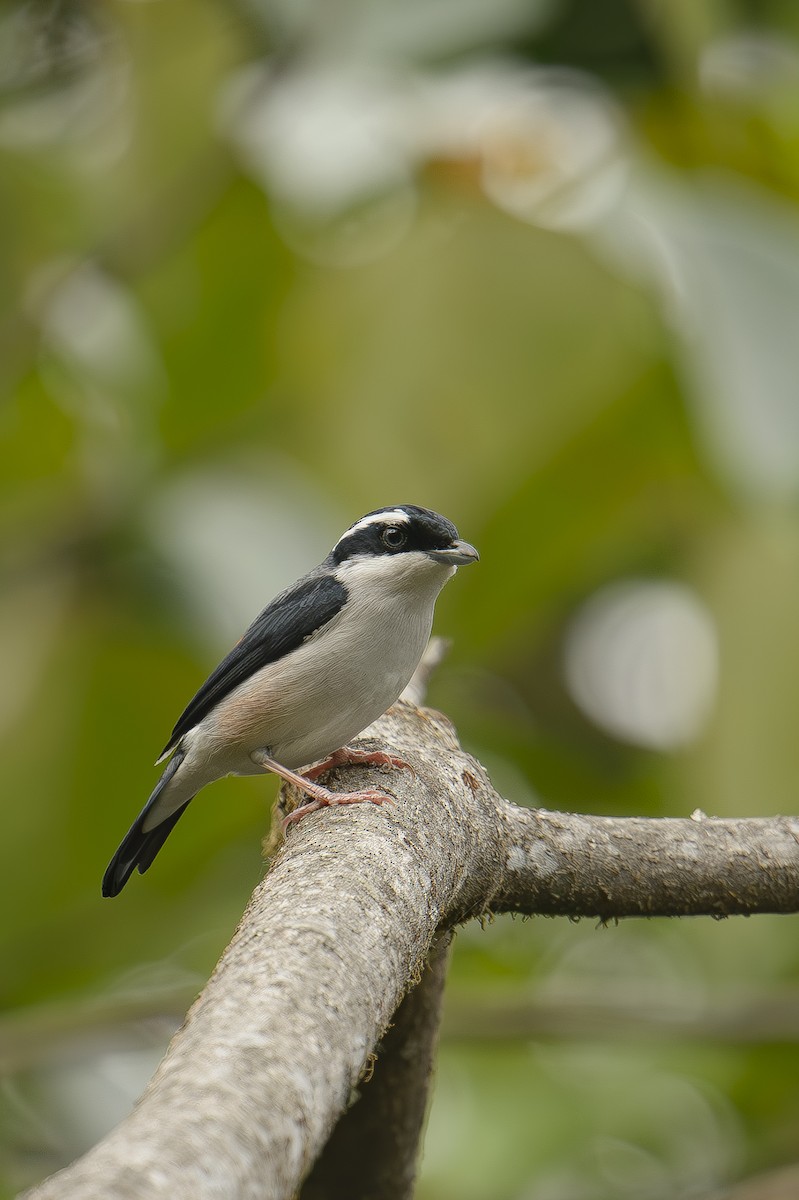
20;702;799;1200
300;932;453;1200
494;804;799;920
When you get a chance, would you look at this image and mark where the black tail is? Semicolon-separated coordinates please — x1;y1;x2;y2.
102;750;193;897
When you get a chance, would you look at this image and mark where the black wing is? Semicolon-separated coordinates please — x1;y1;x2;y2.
159;571;347;758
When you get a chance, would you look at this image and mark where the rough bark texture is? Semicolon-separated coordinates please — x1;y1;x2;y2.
20;702;799;1200
300;932;452;1200
494;805;799;920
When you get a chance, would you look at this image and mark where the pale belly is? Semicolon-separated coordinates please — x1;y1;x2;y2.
185;589;437;775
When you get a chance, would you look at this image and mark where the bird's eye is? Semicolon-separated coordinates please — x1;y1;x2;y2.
381;526;407;550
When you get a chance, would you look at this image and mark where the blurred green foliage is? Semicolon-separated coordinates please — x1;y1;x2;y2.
4;1;799;1197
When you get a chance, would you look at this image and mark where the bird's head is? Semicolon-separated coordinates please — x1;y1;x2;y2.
328;505;479;591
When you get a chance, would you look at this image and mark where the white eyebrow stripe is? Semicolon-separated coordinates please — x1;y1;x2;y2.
338;509;410;542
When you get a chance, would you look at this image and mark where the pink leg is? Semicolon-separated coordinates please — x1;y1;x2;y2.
303;745;415;782
250;748;397;830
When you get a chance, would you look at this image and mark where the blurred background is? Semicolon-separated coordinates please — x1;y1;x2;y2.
3;0;799;1197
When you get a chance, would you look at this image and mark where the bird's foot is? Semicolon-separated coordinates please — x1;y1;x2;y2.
282;785;394;830
303;745;415;782
249;748;397;831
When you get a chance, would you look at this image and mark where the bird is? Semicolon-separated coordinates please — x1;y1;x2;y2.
102;504;478;897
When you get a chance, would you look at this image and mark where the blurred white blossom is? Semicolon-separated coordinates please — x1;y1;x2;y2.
599;173;799;503
0;4;130;161
563;580;718;750
143;463;340;646
219;57;629;258
31;261;166;400
700;31;799;104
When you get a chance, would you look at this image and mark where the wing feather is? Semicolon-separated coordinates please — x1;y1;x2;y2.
159;571;346;758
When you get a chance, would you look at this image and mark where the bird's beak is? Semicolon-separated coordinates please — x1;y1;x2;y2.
427;539;480;566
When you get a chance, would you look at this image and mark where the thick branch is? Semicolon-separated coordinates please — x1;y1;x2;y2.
21;702;799;1200
494;805;799;920
300;932;453;1200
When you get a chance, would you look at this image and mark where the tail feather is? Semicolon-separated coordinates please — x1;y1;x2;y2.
102;750;193;898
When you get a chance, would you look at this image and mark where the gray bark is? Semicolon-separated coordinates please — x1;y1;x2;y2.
20;702;799;1200
300;932;452;1200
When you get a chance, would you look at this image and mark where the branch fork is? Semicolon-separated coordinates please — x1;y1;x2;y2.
21;701;799;1200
